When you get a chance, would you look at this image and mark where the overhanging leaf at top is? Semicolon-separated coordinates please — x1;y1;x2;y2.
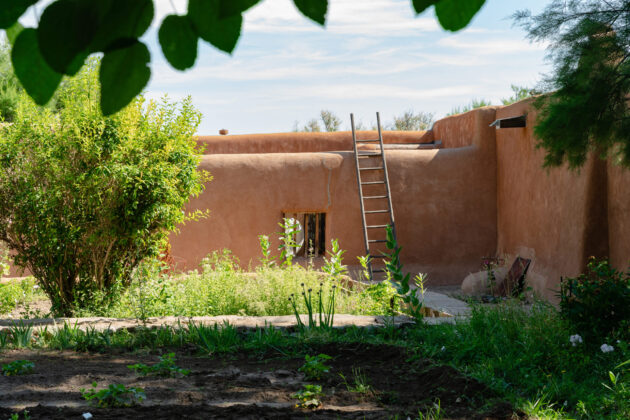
0;0;37;29
100;41;151;116
89;0;154;52
411;0;439;14
435;0;485;31
159;15;198;70
11;28;62;105
36;0;101;75
219;0;261;19
188;0;242;54
6;22;24;45
293;0;328;26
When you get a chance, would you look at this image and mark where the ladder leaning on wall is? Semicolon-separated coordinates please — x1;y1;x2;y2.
350;112;397;281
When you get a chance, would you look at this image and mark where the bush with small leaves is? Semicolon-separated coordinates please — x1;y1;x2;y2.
0;59;208;316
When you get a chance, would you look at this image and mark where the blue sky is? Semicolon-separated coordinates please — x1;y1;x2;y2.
24;0;552;134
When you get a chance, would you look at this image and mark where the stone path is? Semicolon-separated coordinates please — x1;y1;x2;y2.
0;291;470;332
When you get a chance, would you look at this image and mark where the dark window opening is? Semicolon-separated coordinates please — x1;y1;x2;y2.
282;212;326;257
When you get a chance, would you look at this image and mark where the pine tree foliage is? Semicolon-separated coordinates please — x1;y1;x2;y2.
515;0;630;168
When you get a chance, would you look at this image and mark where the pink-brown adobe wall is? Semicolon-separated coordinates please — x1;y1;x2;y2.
608;160;630;271
196;130;434;154
171;103;630;294
496;99;629;299
170;110;498;285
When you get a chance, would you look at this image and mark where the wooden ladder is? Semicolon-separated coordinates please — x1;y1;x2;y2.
351;112;397;281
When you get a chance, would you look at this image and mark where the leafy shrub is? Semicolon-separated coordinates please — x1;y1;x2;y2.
128;353;190;377
298;354;332;380
2;360;34;376
81;382;145;408
0;58;208;316
292;384;323;408
560;258;630;340
0;278;42;315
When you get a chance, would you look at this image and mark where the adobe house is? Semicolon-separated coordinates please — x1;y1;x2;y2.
170;99;630;300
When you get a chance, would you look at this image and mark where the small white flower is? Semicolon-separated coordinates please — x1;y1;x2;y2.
82;413;93;420
440;346;446;352
563;401;568;406
569;334;583;346
600;343;615;353
33;285;39;289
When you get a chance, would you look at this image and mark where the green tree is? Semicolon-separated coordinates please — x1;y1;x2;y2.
515;0;630;168
447;98;492;116
0;40;22;122
320;109;341;132
0;59;208;315
1;0;486;116
389;110;434;130
500;84;533;105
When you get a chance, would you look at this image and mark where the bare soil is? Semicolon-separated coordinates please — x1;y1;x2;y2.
0;343;518;419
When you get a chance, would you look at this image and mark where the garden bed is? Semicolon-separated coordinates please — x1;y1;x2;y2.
0;343;516;419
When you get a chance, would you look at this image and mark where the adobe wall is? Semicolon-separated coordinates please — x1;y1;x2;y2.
496;99;629;299
170;109;498;285
197;130;434;154
4;103;628;296
608;161;630;270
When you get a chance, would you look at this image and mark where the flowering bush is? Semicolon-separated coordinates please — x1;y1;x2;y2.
559;258;630;341
0;59;207;316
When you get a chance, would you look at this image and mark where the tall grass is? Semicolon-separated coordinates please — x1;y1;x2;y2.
74;251;395;318
409;301;629;418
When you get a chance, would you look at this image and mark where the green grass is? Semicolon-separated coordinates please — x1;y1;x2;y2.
407;301;629;419
0;278;45;316
71;251;396;318
1;301;627;418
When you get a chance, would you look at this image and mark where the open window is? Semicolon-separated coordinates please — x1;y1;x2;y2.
282;212;326;257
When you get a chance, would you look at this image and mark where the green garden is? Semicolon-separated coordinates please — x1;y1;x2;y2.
1;0;630;418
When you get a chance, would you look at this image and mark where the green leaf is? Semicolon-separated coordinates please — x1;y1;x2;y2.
293;0;328;26
37;0;100;75
0;0;37;29
99;41;151;116
434;0;485;31
188;0;242;54
89;0;154;52
158;15;198;71
6;21;24;45
219;0;261;18
411;0;439;14
11;28;62;105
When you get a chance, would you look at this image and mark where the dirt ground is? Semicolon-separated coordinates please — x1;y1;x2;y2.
0;343;518;419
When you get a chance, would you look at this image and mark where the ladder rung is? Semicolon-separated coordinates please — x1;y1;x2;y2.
364;210;389;214
356;139;380;142
369;255;387;258
361;181;385;185
372;269;386;273
363;195;388;199
367;225;388;229
358;153;382;157
368;240;387;243
359;166;384;171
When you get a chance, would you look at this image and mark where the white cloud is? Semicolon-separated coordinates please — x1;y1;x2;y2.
277;83;477;101
438;35;546;55
245;0;439;36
